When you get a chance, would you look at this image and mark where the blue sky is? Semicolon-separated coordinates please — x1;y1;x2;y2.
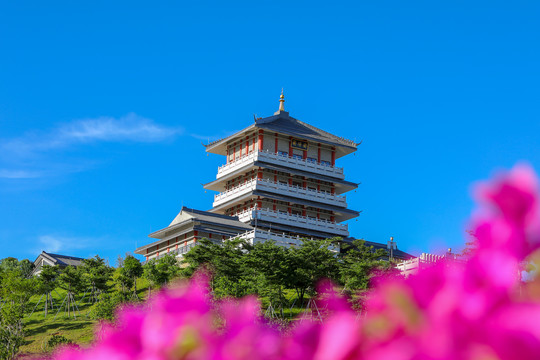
1;1;539;264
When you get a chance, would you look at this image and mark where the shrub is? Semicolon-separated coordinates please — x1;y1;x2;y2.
47;334;73;351
88;294;123;321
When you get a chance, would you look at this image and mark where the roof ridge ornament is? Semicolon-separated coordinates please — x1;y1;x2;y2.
274;88;287;115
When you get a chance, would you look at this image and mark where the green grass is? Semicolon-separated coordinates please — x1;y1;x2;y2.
18;281;312;354
19;279;151;354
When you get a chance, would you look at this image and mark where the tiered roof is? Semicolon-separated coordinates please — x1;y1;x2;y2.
204;111;360;158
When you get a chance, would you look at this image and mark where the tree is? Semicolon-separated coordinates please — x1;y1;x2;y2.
143;253;180;295
182;238;252;298
338;239;388;291
56;266;84;318
287;239;340;304
0;268;37;360
118;255;143;299
36;265;60;317
0;258;34;279
80;256;113;303
244;240;290;309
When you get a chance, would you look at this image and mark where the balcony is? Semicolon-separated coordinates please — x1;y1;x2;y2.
236;208;349;237
216;150;345;180
229;229;340;251
213;178;347;208
231;229;304;247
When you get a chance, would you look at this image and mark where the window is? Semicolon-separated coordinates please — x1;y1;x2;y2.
278;151;288;157
292;181;302;187
307;157;317;163
320;160;331;166
292;154;303;160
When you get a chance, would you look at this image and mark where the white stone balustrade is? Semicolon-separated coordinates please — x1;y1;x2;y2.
228;229;340;252
216;150;345;180
236;208;349;237
213;178;347;208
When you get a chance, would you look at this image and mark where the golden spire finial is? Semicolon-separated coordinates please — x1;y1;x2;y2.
278;88;285;112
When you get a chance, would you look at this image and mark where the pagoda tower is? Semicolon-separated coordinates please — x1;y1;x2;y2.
202;91;361;247
135;92;413;261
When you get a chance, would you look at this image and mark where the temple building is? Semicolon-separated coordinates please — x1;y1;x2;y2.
32;251;85;276
135;92;410;261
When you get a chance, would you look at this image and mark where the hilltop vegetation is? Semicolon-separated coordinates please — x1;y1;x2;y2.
0;238;393;359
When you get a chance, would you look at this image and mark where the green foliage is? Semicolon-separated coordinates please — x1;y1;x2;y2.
0;265;37;360
287;239;340;302
243;240;290;305
57;266;84;294
0;301;25;360
81;256;113;302
182;238;253;298
46;334;73;351
339;239;388;290
116;255;143;299
37;265;60;294
88;294;122;321
0;257;35;279
143;253;181;290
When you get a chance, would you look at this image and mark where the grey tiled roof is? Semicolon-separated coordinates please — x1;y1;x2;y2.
255;113;359;149
181;207;253;230
204;112;360;150
35;251;85;268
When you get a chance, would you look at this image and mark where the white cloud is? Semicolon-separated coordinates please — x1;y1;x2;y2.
2;113;182;156
37;235;96;253
0;113;183;179
0;169;44;179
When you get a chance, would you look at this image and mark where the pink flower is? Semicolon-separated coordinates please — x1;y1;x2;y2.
48;164;540;360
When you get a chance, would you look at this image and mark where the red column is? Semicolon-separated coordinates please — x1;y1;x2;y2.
289;137;293;156
288;204;292;214
303;150;307;159
245;136;249;154
273;200;277;211
233;143;236;161
288;177;292;186
257;170;263;180
303;177;307;188
330;215;335;222
257;200;262;209
226;148;229;163
331;147;336;166
317;180;320;192
239;141;243;157
302;208;306;217
275;133;278;153
317;144;321;163
317;210;320;219
194;230;198;243
258;130;264;151
274;170;277;182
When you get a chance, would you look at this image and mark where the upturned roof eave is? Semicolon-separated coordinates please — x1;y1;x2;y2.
204;124;257;153
203;112;360;156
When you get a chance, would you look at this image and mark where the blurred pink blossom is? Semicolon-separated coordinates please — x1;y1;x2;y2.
51;164;540;360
